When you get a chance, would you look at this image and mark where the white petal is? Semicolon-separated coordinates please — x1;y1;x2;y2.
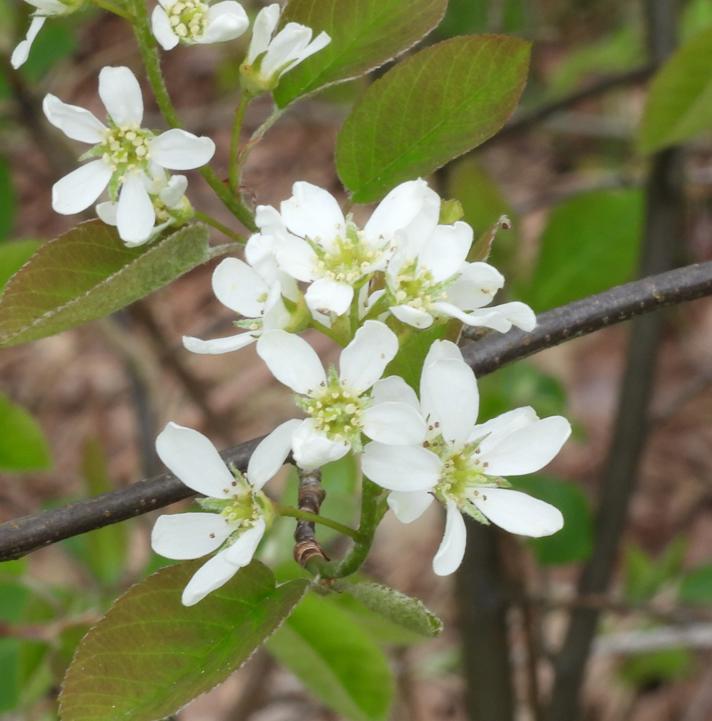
418;222;472;282
247;3;280;63
274;235;317;282
423;339;464;367
159;174;188;207
11;16;46;69
261;22;312;78
150;129;216;170
42;93;107;144
52;160;112;215
280;182;345;246
25;0;66;12
151;512;231;559
224;518;266;566
387;491;433;524
420;359;478;447
433;500;467;576
390;304;433;329
445;262;504;310
182;549;238;606
339;320;398;394
480;416;572;476
247;418;302;489
155;421;235;498
151;6;179;50
370;376;419;410
472;488;564;537
293;31;331;66
362;401;427;445
96;201;117;226
470;406;538;448
199;1;249;43
257;330;326;394
212;257;268;317
263;290;291;330
182;332;258;355
362;442;441;492
434;301;537;333
305;278;353;316
292;419;350;471
98;66;144;126
117;172;155;246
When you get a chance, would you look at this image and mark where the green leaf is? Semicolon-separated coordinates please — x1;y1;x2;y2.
511;475;593;565
60;561;308;721
0;241;40;291
274;0;448;108
0;221;211;348
267;592;394;721
678;564;712;605
336;35;531;203
521;189;643;311
384;323;447;391
339;581;443;638
0;158;15;240
0;393;51;472
623;540;686;603
619;648;692;688
639;27;712;153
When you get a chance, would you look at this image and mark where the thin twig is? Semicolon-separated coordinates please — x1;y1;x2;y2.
293;470;328;568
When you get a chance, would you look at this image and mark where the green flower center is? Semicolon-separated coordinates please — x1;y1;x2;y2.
390;260;449;310
167;0;208;41
100;126;152;178
312;224;382;285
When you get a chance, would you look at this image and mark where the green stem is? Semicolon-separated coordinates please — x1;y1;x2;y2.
92;0;131;19
276;505;360;541
229;94;251;196
311;318;351;347
195;211;244;243
201;168;258;232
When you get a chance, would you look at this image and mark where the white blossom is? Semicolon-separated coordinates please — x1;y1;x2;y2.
151;420;297;605
152;0;249;51
251;179;440;318
43;66;215;246
11;0;82;70
362;341;571;576
240;3;330;93
256;320;427;471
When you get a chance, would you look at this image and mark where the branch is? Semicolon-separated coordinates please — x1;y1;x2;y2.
1;262;712;562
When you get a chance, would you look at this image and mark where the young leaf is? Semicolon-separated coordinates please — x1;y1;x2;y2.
678;564;712;605
60;561;308;721
384;323;447;391
639;27;712;154
0;241;40;291
336;35;531;203
267;593;394;721
339;581;443;638
274;0;448;108
0;393;51;472
0;221;211;348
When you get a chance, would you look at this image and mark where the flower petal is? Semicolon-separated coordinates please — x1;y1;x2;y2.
151;6;179;50
247;3;280;63
261;22;312;78
339;320;398;394
96;201;118;226
472;488;563;537
362;442;441;492
181;549;238;606
390;304;433;329
418;222;472;282
294;30;331;65
151;512;231;559
257;330;326;394
445;261;504;310
433;500;467;576
434;301;537;333
199;1;249;43
292;419;350;471
42;93;107;144
224;518;266;566
159;174;188;207
370;376;419;410
387;491;433;524
423;339;464;367
150;129;216;170
274;235;317;282
362;402;427;445
420;359;479;447
305;278;353;316
247;418;303;489
480;416;572;476
182;331;259;355
155;421;235;498
212;257;268;317
52;160;112;215
280;182;345;246
117;172;155;246
11;16;46;69
99;66;144;126
470;406;539;448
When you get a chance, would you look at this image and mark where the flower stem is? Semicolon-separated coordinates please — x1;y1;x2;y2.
276;505;360;541
195;211;244;243
92;0;131;20
229;94;251;196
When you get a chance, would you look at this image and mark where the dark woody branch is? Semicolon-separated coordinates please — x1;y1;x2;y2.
293;470;328;567
1;261;712;562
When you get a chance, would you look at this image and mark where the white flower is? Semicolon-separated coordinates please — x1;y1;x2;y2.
11;0;82;70
240;3;330;93
152;0;249;51
381;214;536;332
253;179;440;318
151;420;296;605
43;66;215;246
182;235;301;354
256;320;427;470
362;341;571;576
